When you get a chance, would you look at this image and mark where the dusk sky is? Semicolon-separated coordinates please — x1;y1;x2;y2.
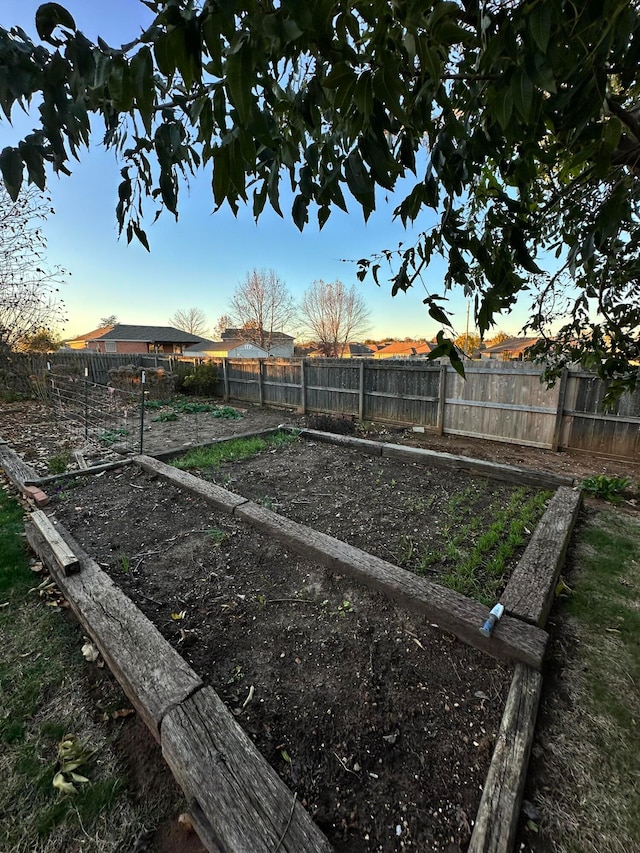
1;0;533;341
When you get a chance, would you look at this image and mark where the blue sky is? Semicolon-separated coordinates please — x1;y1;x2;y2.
0;0;531;341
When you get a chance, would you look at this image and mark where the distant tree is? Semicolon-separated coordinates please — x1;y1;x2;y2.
0;185;67;353
486;331;511;346
99;314;118;327
455;333;481;356
299;280;371;358
214;314;233;339
16;327;63;352
229;269;296;350
168;306;208;337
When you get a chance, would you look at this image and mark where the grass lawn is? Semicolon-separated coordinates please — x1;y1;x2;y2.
522;505;640;852
0;487;185;852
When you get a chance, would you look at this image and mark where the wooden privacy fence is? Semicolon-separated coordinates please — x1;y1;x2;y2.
0;352;174;389
213;357;639;462
2;353;638;461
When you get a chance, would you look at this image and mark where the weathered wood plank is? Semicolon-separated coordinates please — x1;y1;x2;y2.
280;426;383;456
25;522;202;741
468;664;543;853
234;501;548;670
380;443;574;489
30;510;80;575
24;457;134;486
135;454;249;512
0;442;40;489
501;487;582;627
162;687;333;853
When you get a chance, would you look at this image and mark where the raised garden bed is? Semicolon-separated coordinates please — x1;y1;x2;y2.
50;463;512;851
166;431;554;606
2;415;583;853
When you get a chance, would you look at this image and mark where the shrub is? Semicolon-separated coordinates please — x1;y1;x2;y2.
174;362;219;397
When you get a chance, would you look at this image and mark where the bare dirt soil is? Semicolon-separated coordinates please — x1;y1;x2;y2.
50;463;511;852
177;435;550;602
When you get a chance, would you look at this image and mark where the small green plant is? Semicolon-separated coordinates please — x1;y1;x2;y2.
207;528;229;546
98;428;130;445
152;411;179;422
212;405;242;419
117;554;130;574
581;474;632;503
47;452;72;475
143;399;166;410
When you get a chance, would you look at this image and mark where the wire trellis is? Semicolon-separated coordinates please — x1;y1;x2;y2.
48;374;145;454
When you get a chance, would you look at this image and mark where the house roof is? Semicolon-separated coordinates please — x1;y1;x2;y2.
344;342;375;355
375;340;432;356
482;336;539;355
67;325;115;342
69;324;203;344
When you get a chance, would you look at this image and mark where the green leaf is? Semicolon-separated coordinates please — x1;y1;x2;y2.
0;147;23;200
154;32;176;78
133;222;150;251
511;69;534;121
35;3;76;44
108;55;133;111
292;194;309;230
345;150;375;215
354;71;374;120
528;4;551;53
492;87;513;131
131;47;154;134
226;46;254;125
212;147;230;208
323;62;356;90
19;140;46;190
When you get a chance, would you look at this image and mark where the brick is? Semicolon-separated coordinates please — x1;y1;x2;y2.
23;485;50;507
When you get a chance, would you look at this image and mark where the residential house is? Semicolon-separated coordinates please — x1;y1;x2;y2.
479;337;539;361
373;340;438;359
182;338;269;359
220;328;295;357
66;324;203;354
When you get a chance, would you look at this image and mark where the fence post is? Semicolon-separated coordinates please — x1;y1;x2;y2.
258;360;264;407
84;367;89;439
139;371;146;453
551;367;568;452
437;364;447;435
300;359;306;414
358;360;365;422
223;358;230;401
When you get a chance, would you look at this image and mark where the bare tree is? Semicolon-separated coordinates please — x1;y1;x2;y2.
299;280;371;357
214;314;233;339
99;314;118;327
168;306;209;337
0;185;68;353
229;269;296;349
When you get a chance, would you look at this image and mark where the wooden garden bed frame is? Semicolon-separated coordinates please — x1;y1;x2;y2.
1;427;582;853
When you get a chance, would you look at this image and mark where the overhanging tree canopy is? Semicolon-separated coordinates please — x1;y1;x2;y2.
1;1;639;395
